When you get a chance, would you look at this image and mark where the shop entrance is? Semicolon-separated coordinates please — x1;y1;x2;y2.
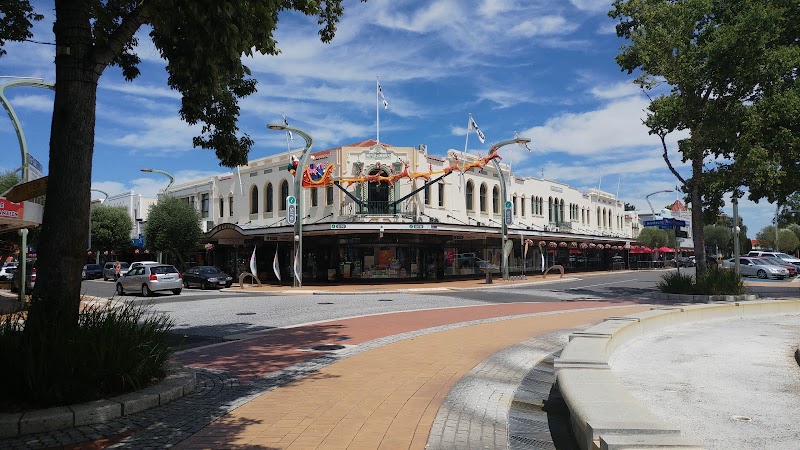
367;168;390;214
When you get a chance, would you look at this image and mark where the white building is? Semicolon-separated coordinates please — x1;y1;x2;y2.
103;191;157;243
169;140;638;283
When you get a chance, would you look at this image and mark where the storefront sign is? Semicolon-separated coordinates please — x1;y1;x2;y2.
0;198;24;219
330;223;440;230
263;235;292;242
217;238;245;245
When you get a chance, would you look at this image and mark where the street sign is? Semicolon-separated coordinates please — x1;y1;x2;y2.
503;200;513;225
643;220;661;227
5;176;47;203
286;195;297;225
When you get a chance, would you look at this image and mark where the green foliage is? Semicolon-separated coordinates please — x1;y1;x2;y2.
778;228;800;252
787;224;800;243
144;196;201;267
0;1;42;57
0;170;20;193
703;224;732;255
755;225;777;250
0;300;173;409
90;206;133;255
657;269;745;297
636;227;676;249
624;202;636;211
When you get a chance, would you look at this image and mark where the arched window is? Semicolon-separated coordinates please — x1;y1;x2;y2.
279;180;289;210
513;194;518;216
218;197;224;218
521;196;526;217
602;208;607;228
438;180;445;207
465;180;475;211
424;184;431;205
250;185;259;214
597;207;601;226
548;197;553;222
560;199;565;223
479;183;487;212
531;197;536;216
493;186;500;213
265;182;273;213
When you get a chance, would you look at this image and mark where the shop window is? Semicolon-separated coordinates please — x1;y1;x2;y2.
265;183;273;213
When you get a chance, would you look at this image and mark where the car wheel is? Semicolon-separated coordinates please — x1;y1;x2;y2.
757;269;767;279
81;271;86;280
172;288;182;295
142;284;153;297
183;280;189;289
103;275;108;281
116;283;124;296
201;281;209;290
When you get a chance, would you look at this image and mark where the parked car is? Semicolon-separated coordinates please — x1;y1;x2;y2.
675;256;695;267
102;261;130;281
721;257;789;279
182;266;233;289
0;262;17;281
752;257;798;277
82;264;104;280
746;251;800;268
128;261;159;271
11;258;36;293
116;264;182;296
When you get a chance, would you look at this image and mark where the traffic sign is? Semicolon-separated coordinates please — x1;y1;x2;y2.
286;195;297;225
503;200;513;225
5;176;47;203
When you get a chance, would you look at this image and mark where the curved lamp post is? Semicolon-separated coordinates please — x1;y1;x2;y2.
140;168;174;198
90;189;109;202
0;77;55;183
490;136;532;281
89;189;110;263
267;123;313;287
646;189;676;269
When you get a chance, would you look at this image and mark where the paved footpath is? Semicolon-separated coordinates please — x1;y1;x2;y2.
173;302;648;449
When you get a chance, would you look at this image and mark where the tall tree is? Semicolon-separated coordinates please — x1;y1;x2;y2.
144;197;201;271
90;206;133;259
703;224;732;257
636;227;676;249
610;0;800;273
0;0;363;335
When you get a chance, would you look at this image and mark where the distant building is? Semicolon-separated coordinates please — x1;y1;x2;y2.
103;191;157;243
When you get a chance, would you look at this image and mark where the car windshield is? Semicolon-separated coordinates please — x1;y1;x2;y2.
150;265;178;274
200;267;221;274
86;264;101;270
776;253;796;259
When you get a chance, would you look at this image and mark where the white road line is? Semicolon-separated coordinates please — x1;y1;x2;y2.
567;279;641;290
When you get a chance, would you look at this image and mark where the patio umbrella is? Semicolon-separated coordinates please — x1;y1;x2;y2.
658;246;676;253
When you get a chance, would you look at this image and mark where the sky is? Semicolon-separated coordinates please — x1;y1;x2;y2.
0;0;777;237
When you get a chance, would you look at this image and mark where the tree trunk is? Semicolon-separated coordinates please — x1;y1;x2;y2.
690;157;707;273
26;1;98;334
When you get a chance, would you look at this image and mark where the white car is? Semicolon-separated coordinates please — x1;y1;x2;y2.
746;251;800;268
0;263;17;281
722;257;789;279
116;264;182;296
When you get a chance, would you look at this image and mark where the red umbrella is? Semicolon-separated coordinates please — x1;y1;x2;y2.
658;246;676;253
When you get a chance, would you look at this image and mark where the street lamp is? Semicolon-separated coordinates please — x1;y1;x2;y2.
1;77;55;183
267;123;313;287
490;136;532;281
90;189;109;202
645;189;673;218
140;168;174;197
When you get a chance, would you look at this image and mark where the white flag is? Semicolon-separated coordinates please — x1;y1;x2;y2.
250;246;258;276
272;246;281;281
282;113;294;141
469;115;485;143
293;247;302;286
378;81;389;109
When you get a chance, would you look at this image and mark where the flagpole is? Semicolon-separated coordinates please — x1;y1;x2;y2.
376;76;380;145
464;114;471;155
283;113;290;154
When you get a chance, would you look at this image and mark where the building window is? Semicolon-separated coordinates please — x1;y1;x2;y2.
311;187;318;207
493;186;500;213
201;193;209;218
265;183;273;213
479;183;487;212
513;195;518;216
548;197;553;222
229;196;233;217
521;197;526;217
465;180;474;211
219;197;224;217
326;185;334;205
560;199;565;223
438;181;445;207
424;184;431;205
280;180;289;210
250;185;259;214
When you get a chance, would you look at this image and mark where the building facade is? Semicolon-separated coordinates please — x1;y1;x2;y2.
169;140;638;284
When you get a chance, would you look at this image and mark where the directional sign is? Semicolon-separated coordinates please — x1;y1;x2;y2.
5;176;47;203
286;195;297;225
643;220;662;227
503;200;513;226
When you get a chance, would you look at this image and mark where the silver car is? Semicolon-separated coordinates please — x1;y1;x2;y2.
722;257;789;279
116;264;182;296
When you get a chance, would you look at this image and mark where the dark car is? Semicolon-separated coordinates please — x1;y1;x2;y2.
11;258;36;293
182;266;233;289
675;256;695;267
102;261;130;281
82;264;103;280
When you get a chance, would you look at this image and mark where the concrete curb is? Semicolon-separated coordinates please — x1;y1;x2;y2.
554;299;800;450
650;292;760;303
0;363;196;439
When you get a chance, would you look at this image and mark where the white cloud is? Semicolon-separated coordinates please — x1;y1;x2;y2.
569;0;613;12
4;94;53;113
510;16;579;37
100;116;201;152
101;82;181;100
589;81;642;100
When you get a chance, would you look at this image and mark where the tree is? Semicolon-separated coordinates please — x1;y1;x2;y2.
778;229;800;254
777;193;800;226
636;227;676;249
787;223;800;244
0;1;363;334
624;202;637;211
90;206;133;259
0;171;22;264
703;225;732;257
144;197;201;270
755;226;777;251
610;0;800;273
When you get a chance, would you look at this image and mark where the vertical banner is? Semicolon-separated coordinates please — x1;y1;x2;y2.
293;247;302;287
250;246;258;276
273;245;281;281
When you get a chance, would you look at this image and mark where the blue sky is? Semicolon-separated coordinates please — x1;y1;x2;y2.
0;0;776;237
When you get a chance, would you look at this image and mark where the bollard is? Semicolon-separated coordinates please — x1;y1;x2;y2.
485;268;492;284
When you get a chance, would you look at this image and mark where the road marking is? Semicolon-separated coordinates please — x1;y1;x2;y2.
567;279;640;290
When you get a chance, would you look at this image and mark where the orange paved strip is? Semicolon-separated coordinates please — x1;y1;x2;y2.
175;300;637;381
177;304;649;449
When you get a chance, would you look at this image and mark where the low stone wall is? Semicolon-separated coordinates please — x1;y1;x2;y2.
555;299;800;450
0;363;196;438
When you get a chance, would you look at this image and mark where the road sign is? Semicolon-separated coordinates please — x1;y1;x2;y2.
643;220;661;227
286;195;297;225
5;176;47;203
503;200;513;225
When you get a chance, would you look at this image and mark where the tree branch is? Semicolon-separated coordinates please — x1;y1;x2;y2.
659;133;686;186
92;3;149;73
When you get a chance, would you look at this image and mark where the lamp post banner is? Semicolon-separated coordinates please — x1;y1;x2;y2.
293;247;302;287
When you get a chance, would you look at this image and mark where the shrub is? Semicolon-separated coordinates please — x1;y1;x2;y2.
657;268;745;297
0;300;174;411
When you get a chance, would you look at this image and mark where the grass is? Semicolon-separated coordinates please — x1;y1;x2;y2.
0;299;174;411
657;268;746;298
